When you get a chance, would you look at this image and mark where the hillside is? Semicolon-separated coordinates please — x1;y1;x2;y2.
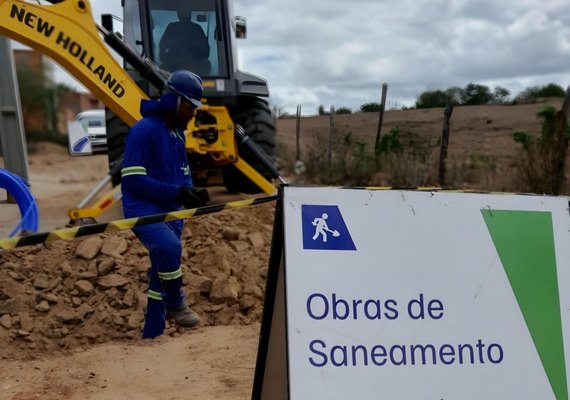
276;98;568;194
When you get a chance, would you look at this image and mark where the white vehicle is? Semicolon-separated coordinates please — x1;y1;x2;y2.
67;109;107;156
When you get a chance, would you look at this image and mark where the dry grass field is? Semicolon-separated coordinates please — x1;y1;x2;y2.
276;98;568;195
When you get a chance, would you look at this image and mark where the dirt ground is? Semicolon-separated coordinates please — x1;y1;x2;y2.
0;324;260;400
0;144;273;400
1;100;569;399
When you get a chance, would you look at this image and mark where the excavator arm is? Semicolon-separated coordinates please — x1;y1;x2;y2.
0;0;144;127
0;0;277;222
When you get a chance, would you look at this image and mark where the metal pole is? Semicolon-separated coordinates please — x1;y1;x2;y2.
0;37;28;180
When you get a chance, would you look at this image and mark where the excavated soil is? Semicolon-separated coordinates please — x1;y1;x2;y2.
0;201;275;359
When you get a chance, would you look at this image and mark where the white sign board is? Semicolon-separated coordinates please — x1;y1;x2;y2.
282;186;570;400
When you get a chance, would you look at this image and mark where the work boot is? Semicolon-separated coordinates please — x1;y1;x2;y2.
166;305;200;328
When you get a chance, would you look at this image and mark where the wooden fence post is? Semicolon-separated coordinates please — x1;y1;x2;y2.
295;104;301;161
551;86;570;195
293;104;306;175
328;106;335;167
374;83;388;155
438;100;454;187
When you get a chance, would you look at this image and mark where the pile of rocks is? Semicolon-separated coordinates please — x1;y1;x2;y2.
0;202;275;359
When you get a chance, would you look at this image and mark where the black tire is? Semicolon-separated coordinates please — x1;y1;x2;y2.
223;97;276;193
105;108;130;186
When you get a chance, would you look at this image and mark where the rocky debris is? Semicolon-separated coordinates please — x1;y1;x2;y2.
75;236;103;260
0;201;275;360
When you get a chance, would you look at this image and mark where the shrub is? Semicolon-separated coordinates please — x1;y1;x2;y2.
512;105;570;194
375;128;403;155
299;127;438;188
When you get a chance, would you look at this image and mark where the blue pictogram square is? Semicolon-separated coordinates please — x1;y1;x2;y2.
301;205;356;250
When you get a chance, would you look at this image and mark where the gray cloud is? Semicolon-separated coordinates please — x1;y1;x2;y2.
235;0;570;114
36;1;570;115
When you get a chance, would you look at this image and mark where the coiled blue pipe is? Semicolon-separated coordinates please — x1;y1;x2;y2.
0;168;39;236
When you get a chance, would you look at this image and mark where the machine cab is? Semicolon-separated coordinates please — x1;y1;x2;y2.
120;0;267;102
123;0;245;79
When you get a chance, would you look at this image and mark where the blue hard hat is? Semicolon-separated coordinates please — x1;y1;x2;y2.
165;70;203;107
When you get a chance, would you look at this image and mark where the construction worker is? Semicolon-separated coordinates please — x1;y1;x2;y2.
121;70;206;338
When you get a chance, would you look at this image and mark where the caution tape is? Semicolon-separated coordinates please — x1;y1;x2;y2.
0;195;279;250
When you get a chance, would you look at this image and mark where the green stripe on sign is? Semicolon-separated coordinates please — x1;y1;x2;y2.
482;209;567;400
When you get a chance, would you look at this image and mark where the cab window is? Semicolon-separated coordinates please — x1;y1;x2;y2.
148;0;227;78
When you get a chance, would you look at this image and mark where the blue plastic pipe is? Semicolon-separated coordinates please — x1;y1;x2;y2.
0;168;39;236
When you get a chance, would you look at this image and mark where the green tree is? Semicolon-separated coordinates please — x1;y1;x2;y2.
491;86;511;104
16;63;71;142
538;83;566;97
445;86;464;105
359;102;381;112
415;90;448;109
520;83;566;99
460;83;493;105
16;64;52;114
335;107;352;114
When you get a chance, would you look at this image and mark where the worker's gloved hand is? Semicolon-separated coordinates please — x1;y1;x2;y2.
177;186;210;209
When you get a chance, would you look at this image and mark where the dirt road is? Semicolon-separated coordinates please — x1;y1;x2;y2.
0;324;260;400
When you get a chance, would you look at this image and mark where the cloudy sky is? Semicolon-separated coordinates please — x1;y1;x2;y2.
55;1;570;115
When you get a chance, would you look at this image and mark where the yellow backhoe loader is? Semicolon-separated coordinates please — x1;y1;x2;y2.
0;0;279;222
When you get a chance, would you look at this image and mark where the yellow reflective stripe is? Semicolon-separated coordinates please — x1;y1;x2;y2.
148;290;162;300
158;268;183;280
121;166;147;177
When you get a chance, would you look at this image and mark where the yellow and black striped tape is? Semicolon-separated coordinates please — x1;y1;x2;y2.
0;195;279;250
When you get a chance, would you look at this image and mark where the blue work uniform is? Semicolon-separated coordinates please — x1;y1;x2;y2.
121;93;193;338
